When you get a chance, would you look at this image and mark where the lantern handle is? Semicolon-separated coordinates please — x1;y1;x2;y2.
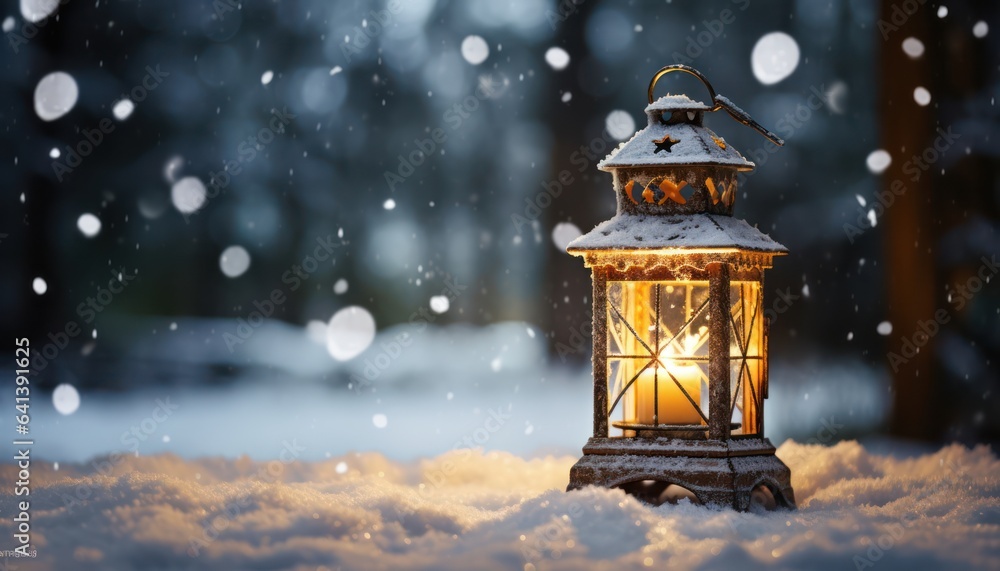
647;64;785;147
647;64;718;107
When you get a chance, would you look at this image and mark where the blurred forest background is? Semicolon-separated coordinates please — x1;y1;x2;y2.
1;0;998;460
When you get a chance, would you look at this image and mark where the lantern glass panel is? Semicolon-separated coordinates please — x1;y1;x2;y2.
729;280;764;436
606;280;711;436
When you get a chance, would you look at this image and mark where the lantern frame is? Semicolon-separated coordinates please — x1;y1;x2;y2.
565;66;795;511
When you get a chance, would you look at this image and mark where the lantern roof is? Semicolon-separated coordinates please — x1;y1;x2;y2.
567;212;787;254
598;94;755;172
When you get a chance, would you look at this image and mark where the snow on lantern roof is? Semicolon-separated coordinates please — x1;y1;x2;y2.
598;95;755;172
567;212;787;253
644;93;713;113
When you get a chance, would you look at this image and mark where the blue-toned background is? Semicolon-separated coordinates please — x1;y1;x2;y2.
1;0;997;461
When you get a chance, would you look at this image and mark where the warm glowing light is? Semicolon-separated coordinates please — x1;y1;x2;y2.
632;334;706;425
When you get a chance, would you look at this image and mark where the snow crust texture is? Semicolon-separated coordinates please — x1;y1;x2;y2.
568;213;787;253
1;441;997;570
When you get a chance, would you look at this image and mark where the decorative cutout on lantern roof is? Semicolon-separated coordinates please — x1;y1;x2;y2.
598;94;754;171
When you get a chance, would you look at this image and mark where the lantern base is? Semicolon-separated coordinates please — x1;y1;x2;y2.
566;437;795;511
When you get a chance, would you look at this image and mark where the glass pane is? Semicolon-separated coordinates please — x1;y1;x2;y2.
607;282;627;357
606;280;711;436
730;280;763;435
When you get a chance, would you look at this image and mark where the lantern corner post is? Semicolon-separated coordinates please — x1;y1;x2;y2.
707;261;731;441
591;266;609;439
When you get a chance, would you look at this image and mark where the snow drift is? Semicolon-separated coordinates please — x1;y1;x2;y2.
0;441;998;570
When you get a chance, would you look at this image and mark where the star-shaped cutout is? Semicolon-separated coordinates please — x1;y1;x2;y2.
652;135;679;154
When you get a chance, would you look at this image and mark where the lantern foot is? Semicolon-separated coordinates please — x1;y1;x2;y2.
566;437;795;511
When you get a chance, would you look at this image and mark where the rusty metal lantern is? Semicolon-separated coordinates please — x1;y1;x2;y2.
566;65;795;511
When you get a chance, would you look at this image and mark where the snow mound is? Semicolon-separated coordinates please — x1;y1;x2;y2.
1;441;997;570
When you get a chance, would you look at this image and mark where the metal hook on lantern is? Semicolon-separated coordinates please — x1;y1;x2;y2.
647;64;785;147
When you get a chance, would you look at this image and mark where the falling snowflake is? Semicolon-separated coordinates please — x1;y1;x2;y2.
21;0;60;23
77;213;101;238
53;383;81;415
326;306;376;361
901;37;924;59
605;110;635;141
460;35;489;65
865;150;891;174
551;222;582;251
171;176;207;214
34;71;79;121
544;46;570;70
112;99;135;120
163;155;184;183
219;246;251;278
750;32;800;85
877;321;893;336
430;295;450;314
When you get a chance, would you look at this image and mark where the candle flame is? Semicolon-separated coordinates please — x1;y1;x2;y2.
661;332;704;360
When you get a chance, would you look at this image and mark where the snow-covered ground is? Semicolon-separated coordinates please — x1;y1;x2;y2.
1;440;997;570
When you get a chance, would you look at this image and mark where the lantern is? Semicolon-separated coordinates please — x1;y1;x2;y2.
566;66;795;510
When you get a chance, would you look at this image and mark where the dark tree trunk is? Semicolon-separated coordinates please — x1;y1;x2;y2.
879;0;939;440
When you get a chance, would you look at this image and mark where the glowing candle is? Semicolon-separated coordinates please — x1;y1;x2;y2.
633;334;705;426
634;362;703;425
